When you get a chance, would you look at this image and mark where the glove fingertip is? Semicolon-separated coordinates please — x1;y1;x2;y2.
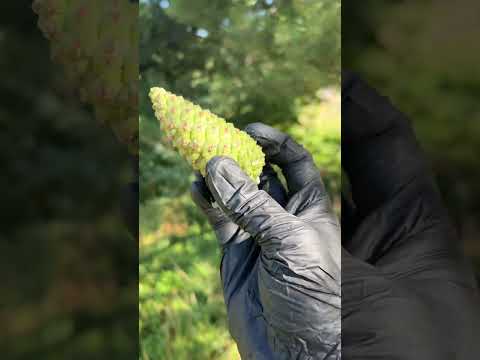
244;122;267;136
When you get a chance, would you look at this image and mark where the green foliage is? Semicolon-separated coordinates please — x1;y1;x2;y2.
289;90;341;209
140;197;239;360
140;114;192;201
140;1;340;359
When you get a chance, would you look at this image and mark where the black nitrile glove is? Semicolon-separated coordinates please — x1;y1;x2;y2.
342;72;480;359
191;123;341;359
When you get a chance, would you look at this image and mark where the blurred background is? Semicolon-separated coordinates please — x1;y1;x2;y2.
343;0;480;280
0;1;137;359
139;0;340;359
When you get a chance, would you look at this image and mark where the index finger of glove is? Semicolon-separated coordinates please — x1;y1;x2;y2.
342;72;435;215
245;123;325;197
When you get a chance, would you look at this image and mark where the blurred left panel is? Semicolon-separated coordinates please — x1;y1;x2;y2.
0;1;138;359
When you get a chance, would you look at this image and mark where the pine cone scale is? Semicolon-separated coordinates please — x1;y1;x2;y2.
149;87;265;183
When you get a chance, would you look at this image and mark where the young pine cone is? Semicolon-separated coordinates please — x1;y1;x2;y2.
32;0;138;153
149;87;265;183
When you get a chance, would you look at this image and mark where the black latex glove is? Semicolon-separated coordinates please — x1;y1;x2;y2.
342;72;480;359
191;123;341;359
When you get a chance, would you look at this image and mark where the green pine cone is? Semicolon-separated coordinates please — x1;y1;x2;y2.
32;0;138;153
149;87;265;183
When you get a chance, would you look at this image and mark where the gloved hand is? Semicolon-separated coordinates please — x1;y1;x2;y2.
191;123;341;359
341;72;480;359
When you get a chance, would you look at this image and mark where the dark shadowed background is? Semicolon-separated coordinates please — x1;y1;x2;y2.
0;2;137;359
343;0;480;280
